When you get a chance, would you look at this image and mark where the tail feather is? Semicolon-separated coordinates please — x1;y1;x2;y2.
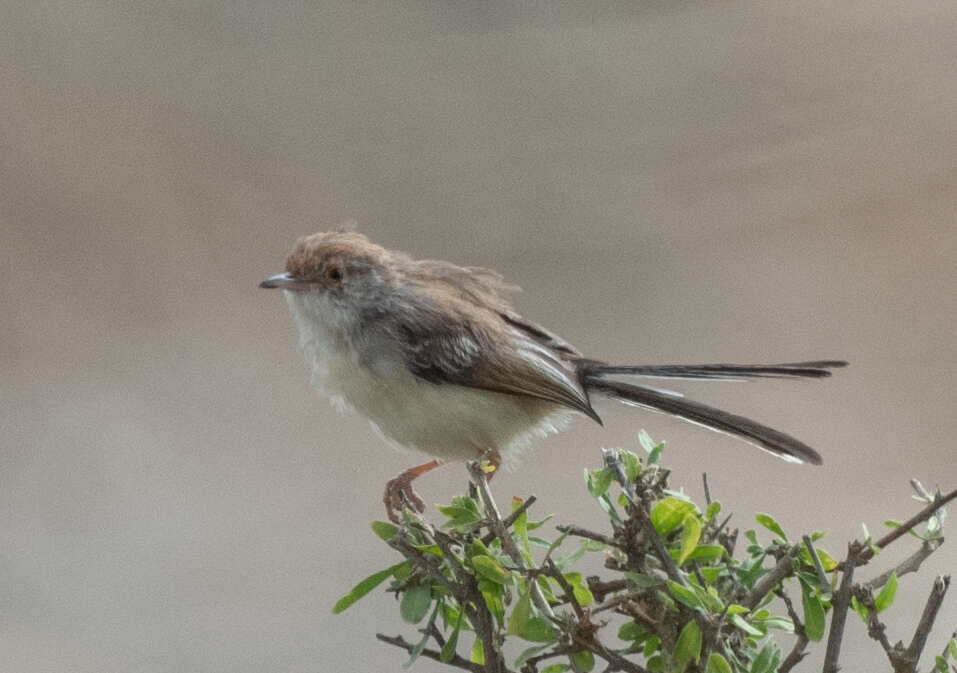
585;360;847;381
584;376;824;465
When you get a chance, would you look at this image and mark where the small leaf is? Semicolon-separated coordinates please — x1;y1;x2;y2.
705;501;721;521
370;520;400;540
470;637;484;664
729;614;763;637
588;466;615;498
522;616;558;642
651;497;697;535
705;653;732;673
472;555;512;585
686;544;725;562
623;451;642;482
749;640;779;673
440;610;463;662
571;649;596;672
678;513;703;565
673;620;702;671
667;580;704;610
801;582;826;641
515;644;551;668
404;601;440;668
618;621;644;642
508;592;531;636
948;637;957;661
331;561;409;614
755;513;788;541
874;572;898;612
638;429;656;453
542;665;570;673
625;571;661;588
400;583;432;624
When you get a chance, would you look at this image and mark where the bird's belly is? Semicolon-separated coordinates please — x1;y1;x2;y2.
325;353;570;464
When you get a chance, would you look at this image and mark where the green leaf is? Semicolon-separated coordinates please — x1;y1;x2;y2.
651;497;697;535
404;601;441;668
729;613;763;637
934;655;948;672
400;583;432;624
673;620;702;671
638;428;656;453
625;571;661;588
370;520;400;540
471;555;512;585
470;637;484;664
754;616;794;632
480;582;505;624
331;560;409;614
623;451;642;482
618;621;645;642
508;592;531;636
704;652;732;673
515;644;551;668
563;572;595;606
542;665;570;673
440;610;463;662
749;640;779;673
588;466;615;498
685;544;725;563
872;572;898;613
572;649;596;672
678;513;703;565
948;637;957;661
667;580;704;610
705;501;721;521
522;616;558;642
801;582;826;641
755;513;788;541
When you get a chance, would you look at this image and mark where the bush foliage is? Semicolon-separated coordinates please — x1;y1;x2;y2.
335;434;955;673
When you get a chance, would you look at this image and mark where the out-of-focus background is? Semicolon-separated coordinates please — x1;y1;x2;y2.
2;2;955;671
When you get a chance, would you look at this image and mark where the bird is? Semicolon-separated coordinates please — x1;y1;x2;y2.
260;230;846;521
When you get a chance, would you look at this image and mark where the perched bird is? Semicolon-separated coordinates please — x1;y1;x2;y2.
261;231;845;521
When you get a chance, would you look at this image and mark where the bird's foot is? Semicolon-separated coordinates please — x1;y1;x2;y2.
384;473;426;523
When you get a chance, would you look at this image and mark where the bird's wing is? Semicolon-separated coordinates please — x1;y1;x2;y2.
389;278;600;422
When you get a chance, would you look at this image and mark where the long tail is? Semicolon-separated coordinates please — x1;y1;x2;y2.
583;376;825;465
585;360;847;381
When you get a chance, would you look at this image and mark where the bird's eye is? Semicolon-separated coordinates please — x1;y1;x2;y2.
326;267;343;282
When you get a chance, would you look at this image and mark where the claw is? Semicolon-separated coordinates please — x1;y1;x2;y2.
384;474;426;522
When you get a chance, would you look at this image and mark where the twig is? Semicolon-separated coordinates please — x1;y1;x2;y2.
555;524;618;547
904;575;951;666
570;632;650;673
376;633;493;673
864;539;943;591
803;535;830;591
543;558;585;620
823;542;862;673
480;495;537;546
839;487;957;570
776;588;809;673
468;462;555;621
744;552;795;609
702;472;712;505
603;448;637;501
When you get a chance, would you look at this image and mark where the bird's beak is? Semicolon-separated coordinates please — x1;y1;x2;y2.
259;272;313;291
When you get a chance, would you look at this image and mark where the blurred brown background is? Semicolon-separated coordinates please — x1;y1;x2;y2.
2;2;955;671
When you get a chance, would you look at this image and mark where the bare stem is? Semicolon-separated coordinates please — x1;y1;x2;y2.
823;542;861;673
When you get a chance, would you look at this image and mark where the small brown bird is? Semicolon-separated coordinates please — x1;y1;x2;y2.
261;231;845;521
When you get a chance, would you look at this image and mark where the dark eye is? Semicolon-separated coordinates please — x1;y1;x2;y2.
326;267;343;282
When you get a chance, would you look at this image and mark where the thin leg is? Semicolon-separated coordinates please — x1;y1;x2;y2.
384;459;442;523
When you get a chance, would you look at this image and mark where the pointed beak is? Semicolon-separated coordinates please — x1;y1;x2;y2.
260;272;313;291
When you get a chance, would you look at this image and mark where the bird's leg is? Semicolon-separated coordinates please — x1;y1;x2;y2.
384;459;442;523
